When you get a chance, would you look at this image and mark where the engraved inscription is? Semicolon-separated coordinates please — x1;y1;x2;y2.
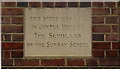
24;8;92;57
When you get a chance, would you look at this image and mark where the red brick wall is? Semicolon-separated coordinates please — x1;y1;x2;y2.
1;2;120;69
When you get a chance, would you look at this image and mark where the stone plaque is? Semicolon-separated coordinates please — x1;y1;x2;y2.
24;8;92;57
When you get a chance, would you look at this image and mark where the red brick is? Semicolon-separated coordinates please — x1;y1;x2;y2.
12;34;23;41
7;67;21;69
106;16;117;24
119;17;120;23
3;34;11;41
17;2;28;7
15;59;39;66
71;68;83;69
99;59;120;65
92;8;110;15
59;68;72;69
2;8;23;15
112;42;120;49
104;67;118;69
55;2;66;7
2;26;23;33
2;17;10;24
2;59;13;66
80;2;91;7
119;52;120;58
67;59;84;66
92;34;104;41
1;34;4;41
92;42;111;49
42;2;54;7
106;50;118;58
105;2;115;7
119;8;120;14
106;34;118;41
92;50;104;58
90;67;104;69
2;43;23;50
4;2;16;7
86;58;98;66
112;25;118;32
68;2;78;7
21;68;33;69
2;51;4;58
4;51;10;58
92;25;110;33
1;68;8;69
0;1;4;7
41;59;65;66
92;16;104;24
11;51;23;58
29;2;40;7
111;8;118;15
12;17;23;24
92;2;103;7
46;68;57;69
